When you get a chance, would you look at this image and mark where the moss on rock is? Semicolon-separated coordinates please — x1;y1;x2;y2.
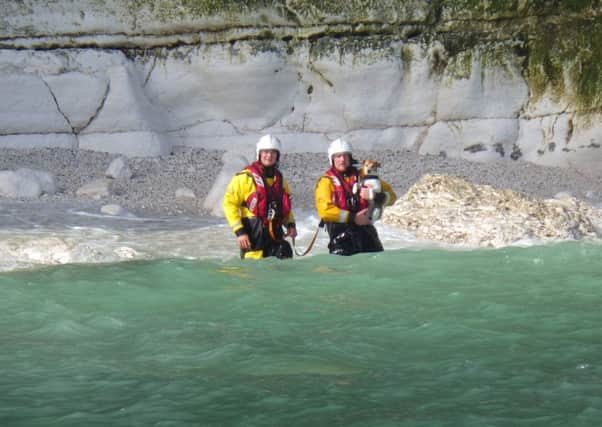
527;16;602;109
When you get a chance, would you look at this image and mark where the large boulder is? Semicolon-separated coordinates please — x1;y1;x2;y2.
382;174;602;248
0;168;56;199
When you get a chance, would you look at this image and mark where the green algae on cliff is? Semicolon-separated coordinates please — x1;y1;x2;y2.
527;17;602;110
3;0;602;113
283;0;429;23
127;0;263;18
124;0;431;24
439;0;601;20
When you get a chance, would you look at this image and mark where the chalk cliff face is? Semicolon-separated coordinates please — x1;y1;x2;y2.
1;1;601;172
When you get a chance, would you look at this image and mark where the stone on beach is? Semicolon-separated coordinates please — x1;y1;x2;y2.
0;168;56;199
382;174;602;248
105;156;132;180
100;204;130;216
203;151;249;217
175;187;196;199
76;179;112;199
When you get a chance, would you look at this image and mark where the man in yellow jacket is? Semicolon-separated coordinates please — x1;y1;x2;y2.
223;135;297;259
315;138;396;256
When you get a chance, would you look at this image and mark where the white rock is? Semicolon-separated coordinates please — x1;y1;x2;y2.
100;204;127;216
203;151;249;216
84;65;168;134
76;179;111;199
44;72;109;132
0;168;55;199
114;246;138;259
420;119;519;161
105;156;132;179
16;168;56;195
79;131;170;157
554;191;573;200
299;42;437;133
383;174;602;247
175;187;196;199
0;73;71;133
144;43;298;132
436;50;528;120
0;133;78;150
18;237;73;264
0;34;601;172
0;170;42;199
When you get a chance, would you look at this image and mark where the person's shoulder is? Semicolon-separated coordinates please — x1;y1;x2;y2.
234;167;252;177
315;175;333;189
229;169;253;185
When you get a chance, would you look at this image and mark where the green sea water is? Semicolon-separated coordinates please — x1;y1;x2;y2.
1;243;601;427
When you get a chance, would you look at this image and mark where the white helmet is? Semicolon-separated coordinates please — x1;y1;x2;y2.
327;138;352;165
256;134;282;160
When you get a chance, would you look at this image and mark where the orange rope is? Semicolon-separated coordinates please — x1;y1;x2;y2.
291;223;322;257
269;220;322;257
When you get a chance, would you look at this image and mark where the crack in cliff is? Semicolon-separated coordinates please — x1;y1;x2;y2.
307;63;333;88
79;81;111;134
164;119;243;136
222;120;243;136
143;56;157;87
41;78;75;135
0;131;75;137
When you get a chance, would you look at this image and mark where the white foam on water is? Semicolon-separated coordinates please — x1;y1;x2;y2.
2;203;591;272
0;205;418;271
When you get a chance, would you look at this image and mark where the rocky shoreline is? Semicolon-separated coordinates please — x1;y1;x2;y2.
1;146;602;219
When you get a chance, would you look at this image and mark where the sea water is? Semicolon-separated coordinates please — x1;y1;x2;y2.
1;206;601;426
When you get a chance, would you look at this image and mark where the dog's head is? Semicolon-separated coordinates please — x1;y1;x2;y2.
360;159;381;176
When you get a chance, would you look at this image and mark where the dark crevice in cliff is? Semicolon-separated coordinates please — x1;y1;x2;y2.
41;78;75;135
79;82;111;134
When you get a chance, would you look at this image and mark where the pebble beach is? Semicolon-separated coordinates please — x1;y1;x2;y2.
1;146;602;219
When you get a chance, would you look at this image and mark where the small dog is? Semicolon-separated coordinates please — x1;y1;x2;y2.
359;159;385;221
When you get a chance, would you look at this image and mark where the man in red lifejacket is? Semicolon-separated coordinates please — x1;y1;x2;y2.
314;138;396;256
223;134;297;259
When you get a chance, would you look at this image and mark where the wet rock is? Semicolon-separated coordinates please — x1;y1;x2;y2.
383;174;602;247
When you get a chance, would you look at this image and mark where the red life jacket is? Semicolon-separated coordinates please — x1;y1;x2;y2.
325;167;368;212
245;161;292;226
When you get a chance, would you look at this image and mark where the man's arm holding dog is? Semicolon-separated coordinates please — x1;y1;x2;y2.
315;176;371;225
373;180;396;206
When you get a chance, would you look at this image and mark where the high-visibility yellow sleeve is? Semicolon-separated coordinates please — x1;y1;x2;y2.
222;172;297;233
314;176;351;223
315;176;397;223
222;173;256;234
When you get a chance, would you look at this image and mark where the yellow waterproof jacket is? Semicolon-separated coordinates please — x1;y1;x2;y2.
315;173;396;223
223;170;295;235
